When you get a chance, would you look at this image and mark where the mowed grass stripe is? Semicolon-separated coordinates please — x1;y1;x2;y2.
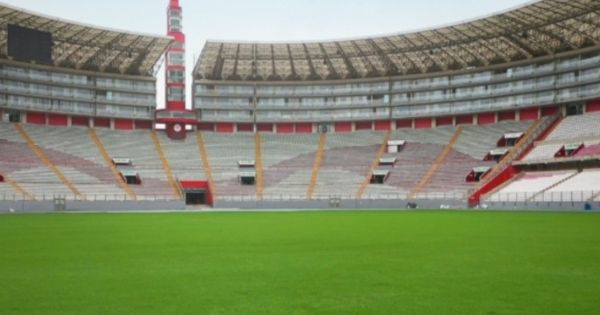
0;211;599;315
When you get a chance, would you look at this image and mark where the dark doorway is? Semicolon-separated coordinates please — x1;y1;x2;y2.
566;104;583;116
186;190;206;205
8;111;21;123
241;176;255;185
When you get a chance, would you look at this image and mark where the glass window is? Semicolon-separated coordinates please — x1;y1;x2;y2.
168;52;184;65
168;70;185;83
168;87;184;101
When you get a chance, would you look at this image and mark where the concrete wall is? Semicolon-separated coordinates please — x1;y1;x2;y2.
0;200;186;213
214;198;469;210
1;199;597;213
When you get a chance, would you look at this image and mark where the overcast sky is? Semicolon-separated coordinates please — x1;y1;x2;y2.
3;0;532;108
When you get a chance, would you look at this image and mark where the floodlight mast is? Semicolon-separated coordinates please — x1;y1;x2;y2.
157;0;195;139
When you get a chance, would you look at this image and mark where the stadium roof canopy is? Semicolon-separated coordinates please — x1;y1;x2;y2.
0;3;172;76
194;0;600;82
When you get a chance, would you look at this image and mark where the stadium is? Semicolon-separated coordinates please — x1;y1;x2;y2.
1;0;600;313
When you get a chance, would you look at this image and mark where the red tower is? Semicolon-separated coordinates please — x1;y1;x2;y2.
157;0;196;139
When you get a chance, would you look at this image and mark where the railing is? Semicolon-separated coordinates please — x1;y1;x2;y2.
216;192;469;202
0;193;180;202
1;191;596;204
485;191;600;203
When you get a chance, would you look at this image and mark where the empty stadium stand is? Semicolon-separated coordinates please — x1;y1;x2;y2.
525;112;600;161
482;112;600;204
2;0;600;210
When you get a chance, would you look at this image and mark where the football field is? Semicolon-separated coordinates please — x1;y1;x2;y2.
0;210;599;314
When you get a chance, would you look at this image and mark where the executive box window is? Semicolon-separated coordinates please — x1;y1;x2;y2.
168;70;184;83
168;87;185;101
168;52;184;65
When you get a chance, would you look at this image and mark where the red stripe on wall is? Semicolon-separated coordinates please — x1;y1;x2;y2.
276;123;294;134
26;112;45;125
478;113;495;125
216;123;234;133
415;118;432;129
541;105;560;117
335;122;352;133
455;115;473;125
586;100;600;113
355;121;372;131
374;120;391;131
72;116;89;127
396;119;412;129
257;123;273;132
436;116;453;126
135;120;153;130
237;123;253;132
48;114;67;126
94;118;110;128
115;119;134;130
295;123;312;133
197;123;214;132
498;111;516;122
519;108;539;121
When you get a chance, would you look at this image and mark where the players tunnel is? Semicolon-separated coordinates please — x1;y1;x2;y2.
180;181;212;206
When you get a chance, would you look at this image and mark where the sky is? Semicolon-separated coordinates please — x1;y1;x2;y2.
3;0;532;108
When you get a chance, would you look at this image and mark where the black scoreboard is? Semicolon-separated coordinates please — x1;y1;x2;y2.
7;24;53;65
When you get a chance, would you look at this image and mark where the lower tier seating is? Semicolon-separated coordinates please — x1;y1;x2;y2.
0;116;591;202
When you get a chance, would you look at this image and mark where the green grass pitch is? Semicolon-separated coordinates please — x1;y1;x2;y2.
1;210;599;314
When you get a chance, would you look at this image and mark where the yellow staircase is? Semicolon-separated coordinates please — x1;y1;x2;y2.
89;128;136;200
356;130;392;199
306;133;327;199
196;132;217;197
150;131;182;198
475;117;546;191
409;127;464;199
4;176;35;200
14;123;83;199
255;133;265;200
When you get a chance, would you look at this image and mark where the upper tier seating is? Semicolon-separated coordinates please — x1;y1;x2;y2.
575;143;600;157
523;143;565;161
454;121;533;159
523;113;600;161
545;112;600;141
